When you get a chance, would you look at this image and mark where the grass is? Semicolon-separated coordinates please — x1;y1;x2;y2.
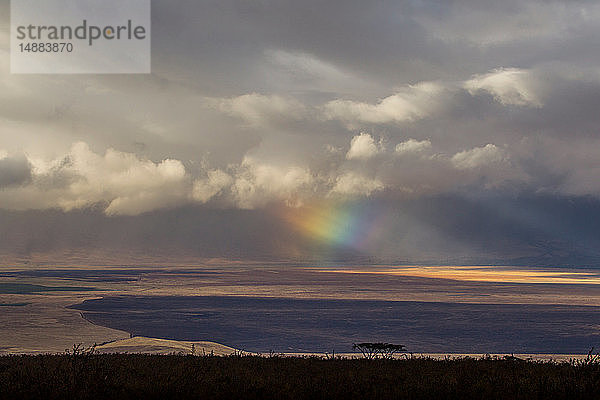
0;283;100;294
2;353;600;399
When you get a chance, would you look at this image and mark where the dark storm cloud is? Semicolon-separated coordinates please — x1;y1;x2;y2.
148;0;600;90
2;195;600;267
0;155;32;188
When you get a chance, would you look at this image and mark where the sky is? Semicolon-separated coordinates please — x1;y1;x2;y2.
2;0;600;265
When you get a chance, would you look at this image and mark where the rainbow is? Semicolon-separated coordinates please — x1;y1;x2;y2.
279;201;390;251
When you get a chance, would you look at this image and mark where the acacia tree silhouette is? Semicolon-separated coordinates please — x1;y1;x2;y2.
352;343;406;359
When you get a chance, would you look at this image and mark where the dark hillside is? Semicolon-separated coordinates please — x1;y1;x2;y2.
2;354;600;400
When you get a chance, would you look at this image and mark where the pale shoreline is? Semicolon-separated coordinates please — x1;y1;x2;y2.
1;333;594;362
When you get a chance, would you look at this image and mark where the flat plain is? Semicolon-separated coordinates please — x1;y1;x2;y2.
2;261;600;355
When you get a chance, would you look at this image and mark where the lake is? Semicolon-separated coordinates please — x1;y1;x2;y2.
71;295;600;354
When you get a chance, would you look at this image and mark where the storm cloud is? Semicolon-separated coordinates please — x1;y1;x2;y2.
1;0;600;263
0;154;31;188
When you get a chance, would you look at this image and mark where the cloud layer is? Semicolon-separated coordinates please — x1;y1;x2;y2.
1;0;600;217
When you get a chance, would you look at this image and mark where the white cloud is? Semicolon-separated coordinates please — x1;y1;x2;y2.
346;133;381;160
231;158;313;209
74;143;189;215
217;93;306;125
192;169;233;203
322;68;545;128
0;142;190;216
464;68;542;107
330;172;384;197
324;82;444;125
0;134;588;213
395;139;432;155
452;144;506;170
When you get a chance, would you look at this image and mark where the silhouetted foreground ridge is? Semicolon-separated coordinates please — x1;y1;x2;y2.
2;354;600;399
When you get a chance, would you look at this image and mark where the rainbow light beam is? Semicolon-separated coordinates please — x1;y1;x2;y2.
279;201;389;251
